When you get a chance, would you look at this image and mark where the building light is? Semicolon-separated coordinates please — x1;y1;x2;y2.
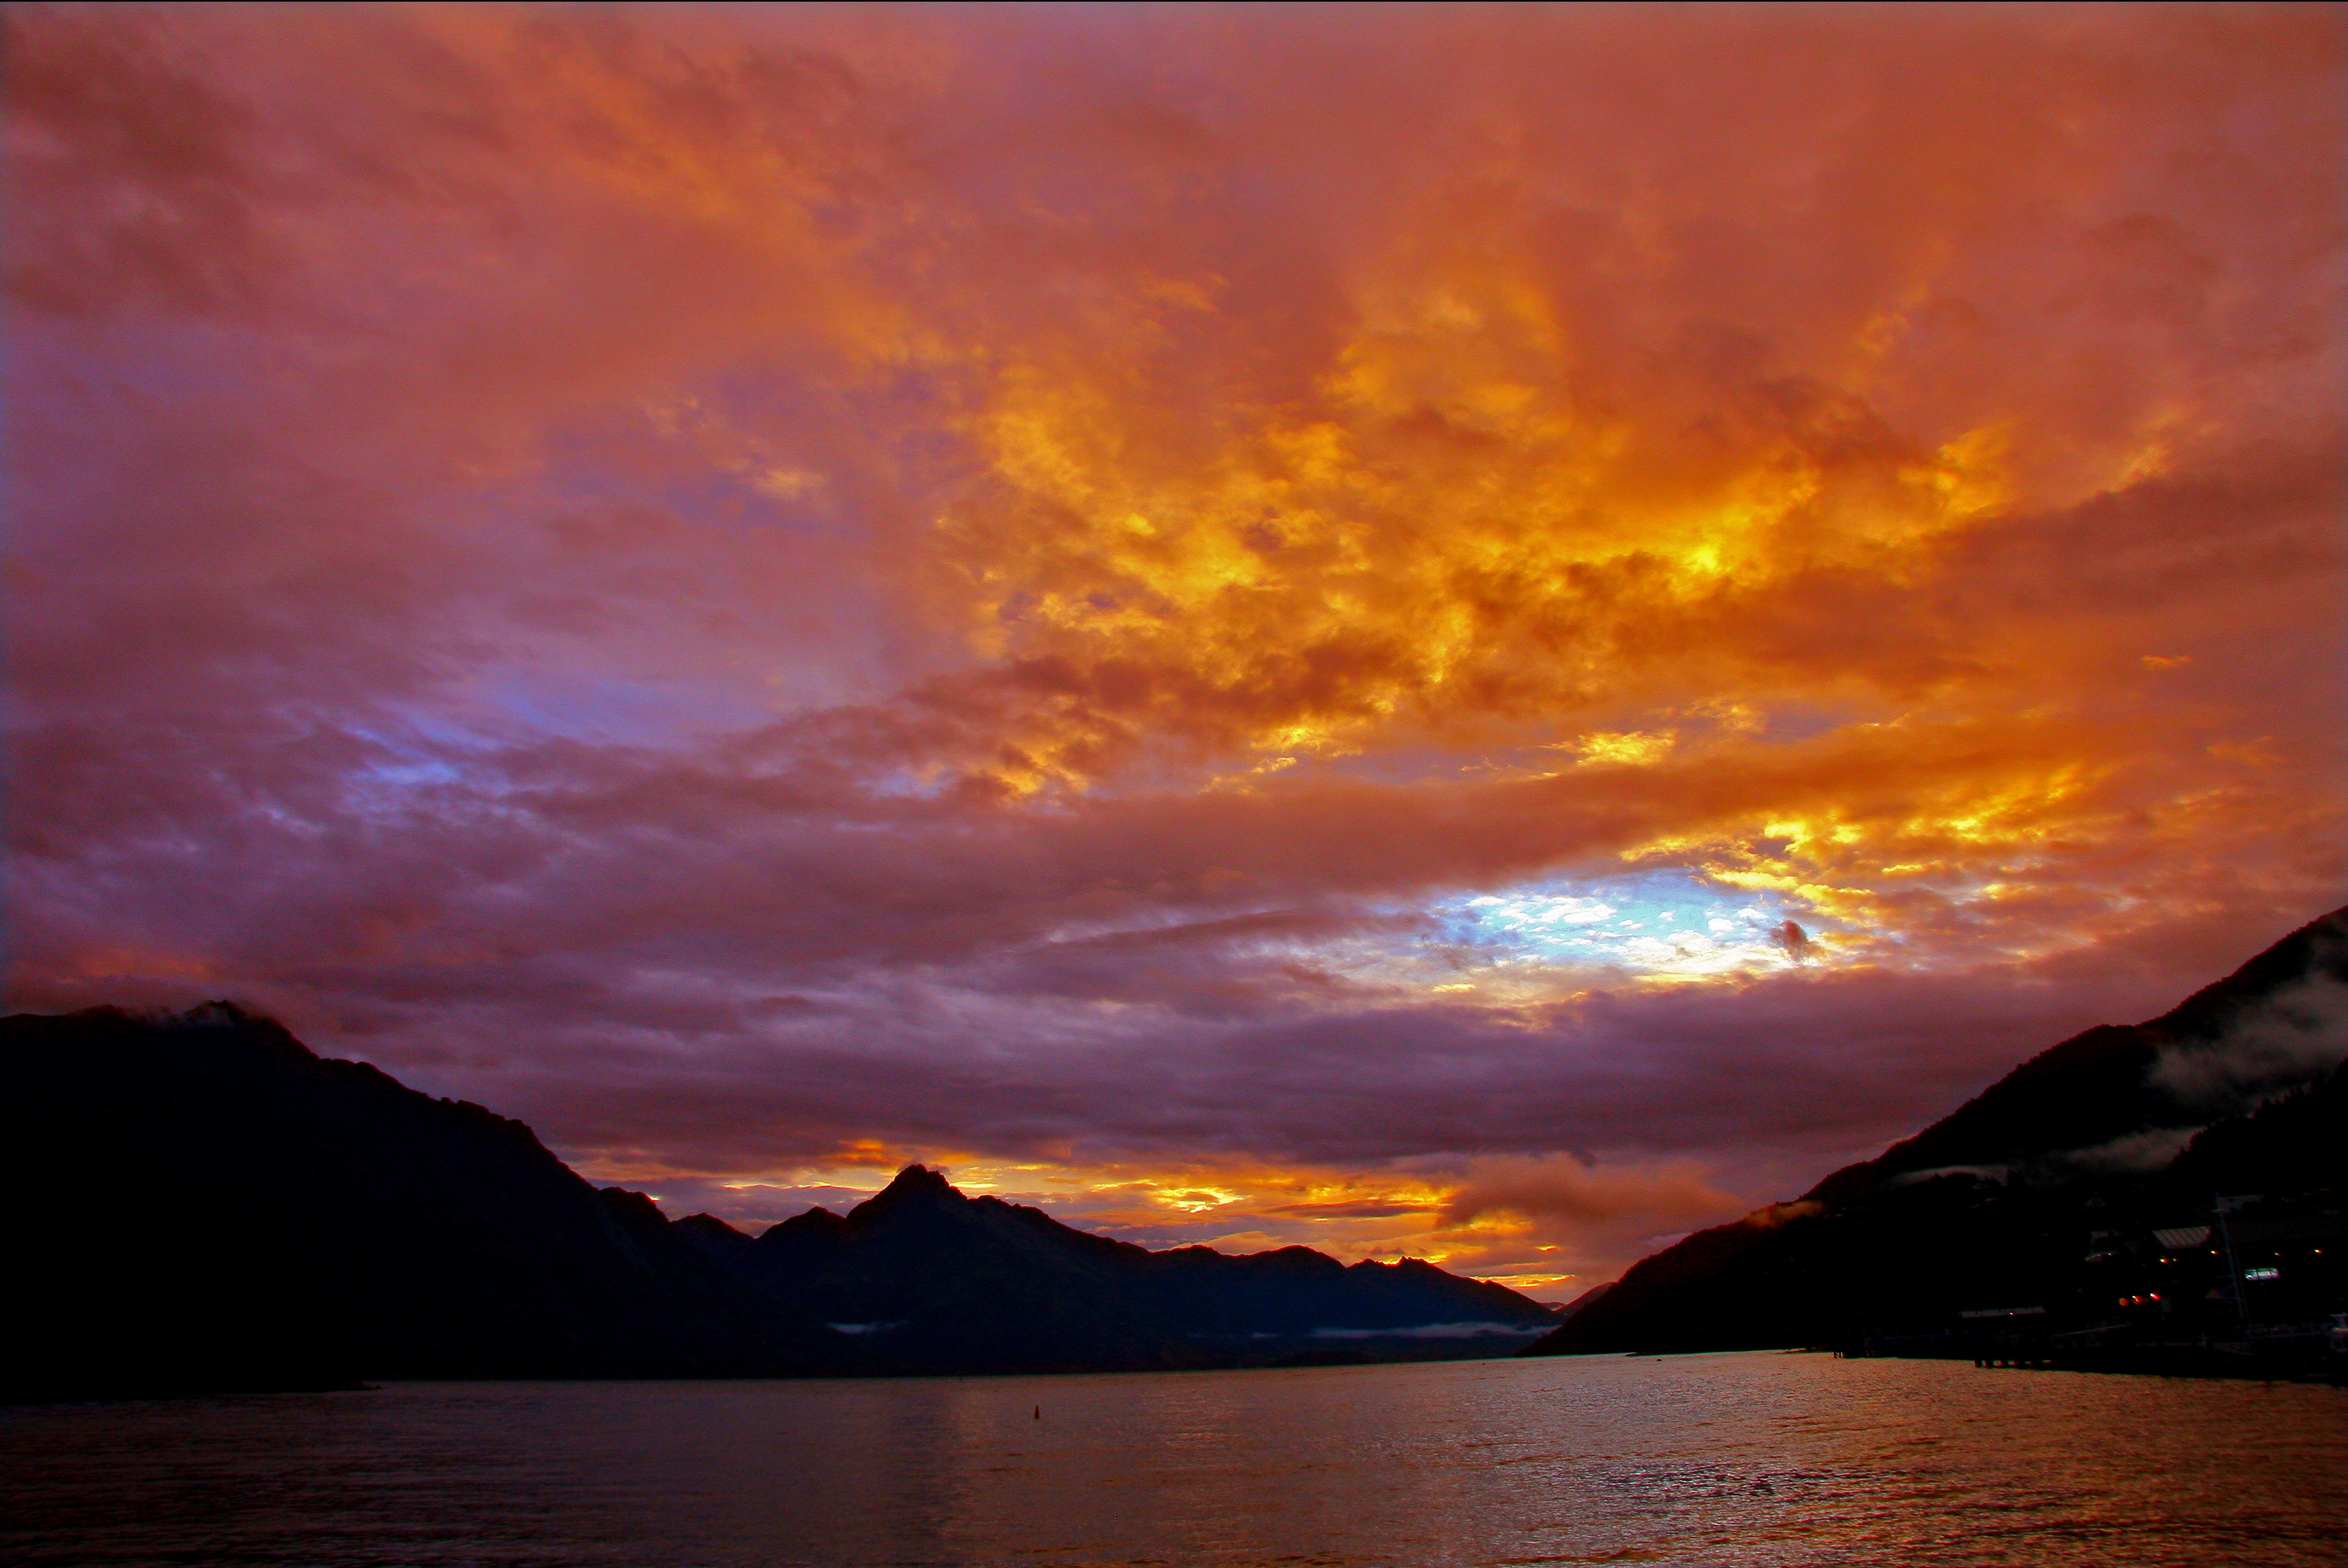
2243;1267;2280;1281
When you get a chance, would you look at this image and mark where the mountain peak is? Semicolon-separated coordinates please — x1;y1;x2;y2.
1521;902;2348;1359
856;1163;964;1217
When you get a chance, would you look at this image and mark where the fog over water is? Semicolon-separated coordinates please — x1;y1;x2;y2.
5;1355;2341;1567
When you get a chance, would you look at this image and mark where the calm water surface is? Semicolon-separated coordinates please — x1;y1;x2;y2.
3;1353;2342;1567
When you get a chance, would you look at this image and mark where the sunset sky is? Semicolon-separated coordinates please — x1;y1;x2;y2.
6;2;2342;1298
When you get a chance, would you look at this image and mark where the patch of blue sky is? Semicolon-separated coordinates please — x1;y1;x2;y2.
1427;868;1812;977
464;668;770;748
357;757;467;789
334;715;497;817
863;766;972;802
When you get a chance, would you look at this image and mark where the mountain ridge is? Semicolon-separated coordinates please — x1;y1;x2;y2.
670;1160;1556;1374
3;1004;1550;1398
2;1001;854;1400
1522;904;2348;1359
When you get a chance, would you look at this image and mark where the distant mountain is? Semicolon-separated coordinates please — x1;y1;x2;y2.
676;1164;1557;1375
3;1003;1551;1399
1523;905;2348;1359
2;1003;851;1400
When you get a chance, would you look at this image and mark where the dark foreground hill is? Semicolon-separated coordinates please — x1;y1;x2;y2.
1;1003;852;1400
1524;905;2348;1361
2;1004;1550;1399
675;1164;1555;1375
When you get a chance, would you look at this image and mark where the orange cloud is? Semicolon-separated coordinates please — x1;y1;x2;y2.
4;3;2341;1261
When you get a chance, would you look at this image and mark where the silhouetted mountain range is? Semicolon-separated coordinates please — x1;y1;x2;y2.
2;1005;1549;1400
3;1003;846;1400
674;1163;1554;1375
25;909;2333;1398
1524;905;2348;1360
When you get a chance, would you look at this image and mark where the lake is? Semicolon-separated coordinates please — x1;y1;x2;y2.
4;1352;2341;1567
